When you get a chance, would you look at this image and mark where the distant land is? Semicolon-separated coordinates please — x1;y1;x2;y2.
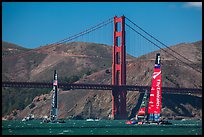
2;40;202;120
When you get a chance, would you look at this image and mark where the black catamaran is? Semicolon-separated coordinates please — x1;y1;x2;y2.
126;53;171;125
42;70;65;123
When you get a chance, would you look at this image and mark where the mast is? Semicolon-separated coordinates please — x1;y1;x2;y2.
147;53;162;122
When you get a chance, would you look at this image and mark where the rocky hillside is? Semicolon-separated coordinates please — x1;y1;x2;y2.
2;40;202;120
2;41;134;116
2;42;115;82
2;41;30;57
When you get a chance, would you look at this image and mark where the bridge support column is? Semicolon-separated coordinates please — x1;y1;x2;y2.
112;16;127;120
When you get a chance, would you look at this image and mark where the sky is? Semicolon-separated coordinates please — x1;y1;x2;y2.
2;2;202;53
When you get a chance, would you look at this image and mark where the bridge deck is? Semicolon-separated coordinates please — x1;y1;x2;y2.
2;82;202;94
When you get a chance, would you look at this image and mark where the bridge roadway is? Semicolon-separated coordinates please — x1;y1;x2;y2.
2;81;202;94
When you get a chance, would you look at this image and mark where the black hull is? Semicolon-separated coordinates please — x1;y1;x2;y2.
125;120;172;125
145;120;172;125
159;120;172;125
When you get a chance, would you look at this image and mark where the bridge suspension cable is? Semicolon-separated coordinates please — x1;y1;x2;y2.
3;17;114;60
125;17;198;65
125;17;202;74
48;17;113;47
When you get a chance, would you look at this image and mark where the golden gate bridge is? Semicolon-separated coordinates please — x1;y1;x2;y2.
2;15;202;120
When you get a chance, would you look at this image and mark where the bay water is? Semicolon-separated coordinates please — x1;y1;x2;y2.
2;119;202;135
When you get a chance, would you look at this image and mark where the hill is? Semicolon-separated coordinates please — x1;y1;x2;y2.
2;41;30;57
2;41;134;116
2;40;202;120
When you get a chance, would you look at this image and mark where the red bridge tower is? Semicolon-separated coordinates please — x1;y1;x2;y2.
112;16;127;119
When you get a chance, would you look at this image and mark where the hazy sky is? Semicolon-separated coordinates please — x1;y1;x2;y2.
2;2;202;52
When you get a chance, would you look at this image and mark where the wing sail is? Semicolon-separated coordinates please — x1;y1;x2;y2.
147;53;162;121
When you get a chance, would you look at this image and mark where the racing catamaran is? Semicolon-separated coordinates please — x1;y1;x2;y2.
126;53;171;125
135;89;148;124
